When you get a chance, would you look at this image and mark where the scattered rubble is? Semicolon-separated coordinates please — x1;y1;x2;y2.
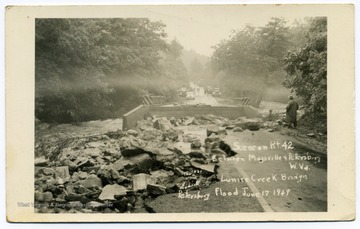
34;113;283;213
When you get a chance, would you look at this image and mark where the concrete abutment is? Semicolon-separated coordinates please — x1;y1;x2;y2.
122;105;259;130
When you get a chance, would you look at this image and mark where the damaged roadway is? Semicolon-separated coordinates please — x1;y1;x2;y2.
144;123;326;213
34;111;327;213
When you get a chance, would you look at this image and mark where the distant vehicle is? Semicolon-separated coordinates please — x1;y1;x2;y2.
205;86;213;94
178;87;188;97
212;88;221;97
186;92;195;100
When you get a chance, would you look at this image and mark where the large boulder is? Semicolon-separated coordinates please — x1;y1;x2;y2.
61;159;79;171
119;136;153;157
150;170;174;185
182;134;201;144
102;140;121;158
98;184;128;200
42;167;55;176
70;172;80;182
136;120;154;131
210;145;227;157
225;125;235;130
154;153;178;168
172;142;191;154
153;118;173;131
112;154;154;173
140;128;163;141
72;157;94;169
188;150;207;159
234;118;262;131
246;122;261;131
190;161;216;175
35;191;53;202
126;129;139;137
82;148;101;158
219;141;237;157
183;117;195;125
128;154;154;173
147;184;167;196
120;147;150;157
113;197;130;212
54;166;70;180
206;126;219;137
233;127;244;132
97;166;121;185
112;158;132;171
144;146;177;165
206;126;227;137
78;171;88;180
169;117;179;126
119;136;145;150
162;129;181;141
35;157;48;166
83;174;102;189
190;139;202;149
132;173;156;192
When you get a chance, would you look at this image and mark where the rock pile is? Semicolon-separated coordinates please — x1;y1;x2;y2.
34;114;280;213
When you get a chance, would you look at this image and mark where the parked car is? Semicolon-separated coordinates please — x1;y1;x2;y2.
186;92;195;100
178;87;188;97
212;88;221;97
205;86;213;94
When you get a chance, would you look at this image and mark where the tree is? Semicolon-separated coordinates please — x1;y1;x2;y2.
36;19;113;122
157;39;189;95
35;18;171;123
210;19;292;104
288;18;313;50
168;39;183;58
258;18;290;60
257;18;290;86
283;17;327;118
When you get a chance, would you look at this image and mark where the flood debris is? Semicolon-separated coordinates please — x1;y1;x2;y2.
34;114;281;213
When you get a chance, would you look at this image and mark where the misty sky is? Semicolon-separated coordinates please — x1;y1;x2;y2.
144;5;322;56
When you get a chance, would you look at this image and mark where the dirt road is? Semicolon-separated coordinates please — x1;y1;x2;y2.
186;87;220;106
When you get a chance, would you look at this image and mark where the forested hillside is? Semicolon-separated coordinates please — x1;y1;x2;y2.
36;19;188;123
210;17;327;120
35;17;327;130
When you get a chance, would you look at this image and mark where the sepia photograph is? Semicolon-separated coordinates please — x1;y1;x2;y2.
5;4;355;222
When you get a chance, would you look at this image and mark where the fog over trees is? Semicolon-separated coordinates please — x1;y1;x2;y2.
36;17;326;125
36;19;188;123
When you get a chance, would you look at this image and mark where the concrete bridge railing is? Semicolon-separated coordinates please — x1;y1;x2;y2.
122;104;259;130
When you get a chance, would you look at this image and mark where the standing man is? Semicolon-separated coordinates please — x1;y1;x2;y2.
286;95;299;128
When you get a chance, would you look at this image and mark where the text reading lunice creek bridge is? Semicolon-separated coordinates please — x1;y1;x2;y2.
177;140;319;201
